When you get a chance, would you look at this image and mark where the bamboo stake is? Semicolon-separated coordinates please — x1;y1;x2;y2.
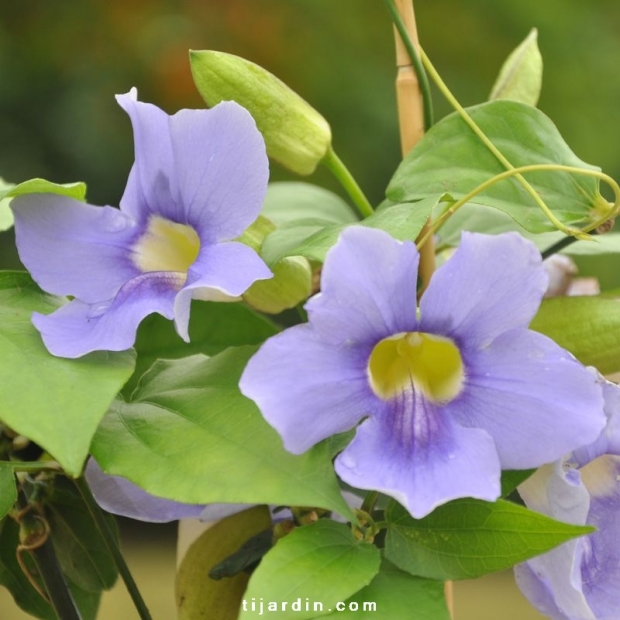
392;0;436;292
391;2;452;617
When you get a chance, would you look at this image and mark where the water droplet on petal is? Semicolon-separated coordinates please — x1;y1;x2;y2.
101;210;130;233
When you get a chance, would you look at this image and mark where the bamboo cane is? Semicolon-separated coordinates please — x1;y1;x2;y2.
391;1;452;617
392;0;436;292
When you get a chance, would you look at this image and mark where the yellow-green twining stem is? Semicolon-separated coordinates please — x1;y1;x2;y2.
415;164;620;250
419;49;608;239
322;147;374;219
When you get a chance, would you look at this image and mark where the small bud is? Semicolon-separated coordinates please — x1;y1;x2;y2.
238;215;312;314
490;28;543;106
190;51;332;175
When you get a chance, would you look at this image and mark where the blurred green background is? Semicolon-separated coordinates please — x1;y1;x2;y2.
1;0;618;617
2;0;620;268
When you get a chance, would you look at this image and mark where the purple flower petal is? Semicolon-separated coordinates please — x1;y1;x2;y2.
33;272;181;358
168;103;269;242
305;227;419;346
420;232;548;348
335;400;500;518
86;459;204;523
118;90;268;241
240;323;373;454
11;194;140;303
173;241;272;340
452;328;605;469
116;90;176;224
573;377;620;467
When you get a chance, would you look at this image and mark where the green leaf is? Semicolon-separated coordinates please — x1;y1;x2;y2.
320;559;450;620
177;506;272;620
530;294;620;374
240;520;381;620
127;301;278;395
91;347;353;519
501;469;536;497
0;272;136;476
0;518;101;620
0;465;17;520
385;498;593;580
0;177;87;232
0;518;56;620
387;100;605;234
47;477;118;592
489;28;543;106
262;182;358;226
262;197;439;266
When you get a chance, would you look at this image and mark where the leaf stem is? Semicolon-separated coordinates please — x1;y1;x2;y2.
540;235;580;260
360;491;379;515
384;0;433;130
322;147;374;219
419;49;587;237
416;163;620;249
74;477;153;620
4;461;62;473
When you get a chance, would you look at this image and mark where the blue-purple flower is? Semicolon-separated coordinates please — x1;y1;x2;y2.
515;376;620;620
10;89;271;358
240;227;606;518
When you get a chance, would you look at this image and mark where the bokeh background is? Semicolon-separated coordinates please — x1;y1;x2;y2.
1;0;619;617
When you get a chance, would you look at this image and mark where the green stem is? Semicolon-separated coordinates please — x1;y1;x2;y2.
4;461;62;473
384;0;434;130
417;163;620;249
322;148;374;218
74;477;153;620
419;50;585;237
541;235;580;260
17;490;81;620
361;491;379;515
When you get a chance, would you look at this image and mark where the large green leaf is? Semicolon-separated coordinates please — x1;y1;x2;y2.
384;498;592;581
240;520;380;620
387;100;605;233
127;301;278;395
320;559;450;620
177;506;272;620
531;294;620;374
0;518;101;620
0;272;136;476
262;182;358;226
0;177;87;232
0;465;16;520
261;197;439;266
47;477;118;592
91;347;353;519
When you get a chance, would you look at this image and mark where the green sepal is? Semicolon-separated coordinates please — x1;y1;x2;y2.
384;498;593;580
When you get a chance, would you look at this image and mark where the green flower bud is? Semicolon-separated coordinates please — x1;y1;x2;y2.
237;215;312;314
190;50;332;175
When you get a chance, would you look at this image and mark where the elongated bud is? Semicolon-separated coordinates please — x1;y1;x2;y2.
489;28;543;106
190;51;332;175
237;215;312;314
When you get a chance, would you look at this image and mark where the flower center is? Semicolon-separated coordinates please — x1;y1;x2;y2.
367;332;464;404
132;216;200;276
